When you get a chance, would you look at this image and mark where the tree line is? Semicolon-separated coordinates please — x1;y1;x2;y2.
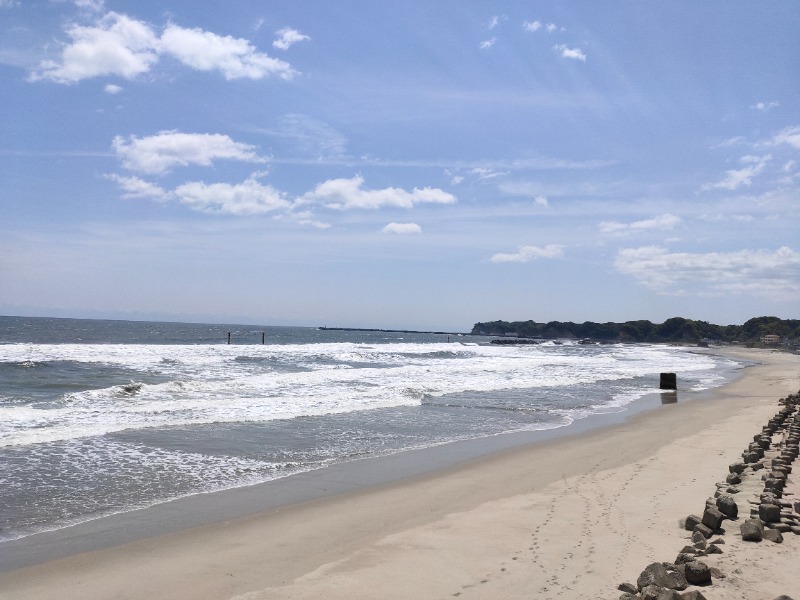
470;316;800;344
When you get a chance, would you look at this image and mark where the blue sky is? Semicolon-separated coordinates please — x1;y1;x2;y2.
1;1;798;331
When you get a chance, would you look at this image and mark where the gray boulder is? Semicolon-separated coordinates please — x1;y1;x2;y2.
636;562;687;591
702;507;725;531
726;472;742;484
684;561;712;586
641;585;664;600
681;592;708;600
618;582;638;594
741;519;764;541
684;514;702;531
763;528;784;543
760;503;781;523
728;460;746;474
656;590;682;600
716;495;738;519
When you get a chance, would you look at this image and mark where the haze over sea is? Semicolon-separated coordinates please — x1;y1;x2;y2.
0;316;744;543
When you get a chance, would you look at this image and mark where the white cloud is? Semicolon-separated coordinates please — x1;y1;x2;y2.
534;195;548;207
74;0;104;11
30;12;159;83
160;24;294;80
29;11;294;84
104;83;122;94
554;44;586;61
480;38;496;50
382;222;422;235
450;175;464;185
599;213;681;234
275;113;348;159
546;23;558;33
470;166;507;180
488;16;501;30
751;101;779;111
701;154;770;191
112;131;265;175
174;177;291;215
491;244;565;263
107;174;170;201
272;27;310;51
615;246;800;295
771;125;800;150
302;175;456;210
523;20;542;32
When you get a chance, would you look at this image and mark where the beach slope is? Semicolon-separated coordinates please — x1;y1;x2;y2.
1;348;798;600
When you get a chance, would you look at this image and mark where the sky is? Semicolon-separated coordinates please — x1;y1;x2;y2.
1;1;798;331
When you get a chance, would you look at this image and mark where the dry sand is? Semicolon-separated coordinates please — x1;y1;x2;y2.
1;347;798;600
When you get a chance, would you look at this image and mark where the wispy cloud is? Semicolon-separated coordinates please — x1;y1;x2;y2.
523;20;541;32
491;244;564;263
701;155;770;191
479;38;496;50
554;44;586;62
382;222;422;235
599;213;681;235
751;100;779;111
272;27;310;51
29;11;294;84
112;131;266;175
615;246;800;295
104;83;122;94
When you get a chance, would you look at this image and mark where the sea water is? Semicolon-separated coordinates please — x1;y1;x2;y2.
0;316;744;542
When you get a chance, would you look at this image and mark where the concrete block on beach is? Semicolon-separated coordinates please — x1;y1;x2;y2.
660;372;677;390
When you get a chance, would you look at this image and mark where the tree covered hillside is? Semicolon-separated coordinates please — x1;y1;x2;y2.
470;317;800;344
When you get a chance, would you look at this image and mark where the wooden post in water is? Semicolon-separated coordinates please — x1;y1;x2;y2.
262;331;265;345
227;331;231;345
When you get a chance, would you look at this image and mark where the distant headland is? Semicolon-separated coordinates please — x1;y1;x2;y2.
470;316;800;346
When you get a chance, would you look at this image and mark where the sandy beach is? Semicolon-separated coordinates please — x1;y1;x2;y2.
1;347;798;600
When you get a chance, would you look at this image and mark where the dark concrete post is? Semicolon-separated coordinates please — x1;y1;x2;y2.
660;372;677;390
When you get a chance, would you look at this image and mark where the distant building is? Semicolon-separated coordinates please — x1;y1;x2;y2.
760;334;781;344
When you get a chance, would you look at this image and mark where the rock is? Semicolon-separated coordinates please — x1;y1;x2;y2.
741;519;763;541
657;590;682;600
763;528;784;543
726;472;742;484
760;503;781;523
752;462;764;471
702;507;725;531
637;562;687;591
684;561;712;586
729;460;746;474
684;514;702;531
691;530;706;544
791;526;800;535
619;594;637;600
618;582;638;594
681;592;708;600
675;553;696;565
680;546;697;554
705;544;723;554
773;596;795;600
716;495;738;519
709;537;725;544
693;523;713;539
642;585;664;600
743;451;760;464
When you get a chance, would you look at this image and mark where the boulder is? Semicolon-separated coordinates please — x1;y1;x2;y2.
656;590;682;600
763;528;784;543
675;553;696;565
683;561;712;586
681;592;708;600
705;544;723;554
641;585;664;600
618;582;638;594
693;523;713;539
741;519;764;542
636;562;687;591
684;514;702;531
716;495;738;519
728;460;746;474
702;507;725;531
619;594;637;600
691;530;707;544
760;503;781;523
726;472;742;484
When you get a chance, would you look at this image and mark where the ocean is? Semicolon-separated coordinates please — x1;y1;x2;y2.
0;316;744;544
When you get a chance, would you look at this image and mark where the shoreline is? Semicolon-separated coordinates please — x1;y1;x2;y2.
1;347;798;599
1;346;741;568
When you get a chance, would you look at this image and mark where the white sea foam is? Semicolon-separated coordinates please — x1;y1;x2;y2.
0;342;726;447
